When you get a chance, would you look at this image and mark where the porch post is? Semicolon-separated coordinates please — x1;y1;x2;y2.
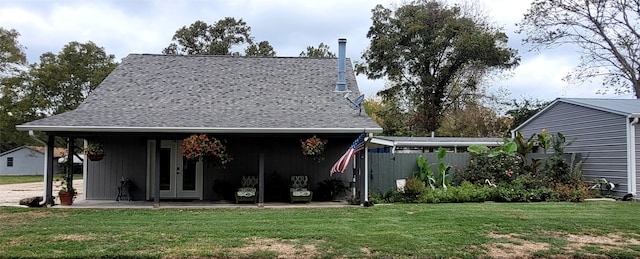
154;138;161;207
258;151;265;207
67;137;75;194
363;140;369;203
45;135;55;206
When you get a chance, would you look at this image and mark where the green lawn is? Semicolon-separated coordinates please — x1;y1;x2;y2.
0;174;83;185
1;202;639;258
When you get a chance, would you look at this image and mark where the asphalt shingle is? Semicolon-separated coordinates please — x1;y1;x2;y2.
19;54;382;133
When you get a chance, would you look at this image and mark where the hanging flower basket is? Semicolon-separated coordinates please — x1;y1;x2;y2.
301;135;327;163
181;134;233;167
84;143;105;161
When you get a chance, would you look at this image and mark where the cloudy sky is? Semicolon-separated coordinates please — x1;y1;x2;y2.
0;0;633;102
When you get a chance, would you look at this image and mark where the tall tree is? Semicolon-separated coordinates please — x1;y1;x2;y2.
504;98;549;130
0;27;26;77
0;28;33;152
27;41;117;115
519;0;640;97
299;42;336;58
163;18;254;55
245;40;276;57
357;1;519;135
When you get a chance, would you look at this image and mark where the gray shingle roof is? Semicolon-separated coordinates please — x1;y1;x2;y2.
19;54;382;133
558;98;640;115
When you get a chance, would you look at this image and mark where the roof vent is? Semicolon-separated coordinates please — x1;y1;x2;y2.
334;38;348;92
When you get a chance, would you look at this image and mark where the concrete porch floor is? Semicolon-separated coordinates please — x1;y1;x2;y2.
55;199;354;209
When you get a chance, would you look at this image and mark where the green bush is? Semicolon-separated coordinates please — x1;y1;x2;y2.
418;181;491;203
454;153;523;185
403;178;427;203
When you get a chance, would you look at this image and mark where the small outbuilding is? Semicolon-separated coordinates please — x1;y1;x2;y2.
514;98;640;197
0;146;67;175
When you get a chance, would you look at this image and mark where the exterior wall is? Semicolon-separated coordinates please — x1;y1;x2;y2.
85;136;147;199
518;101;629;194
85;134;357;201
205;135;356;202
0;148;44;175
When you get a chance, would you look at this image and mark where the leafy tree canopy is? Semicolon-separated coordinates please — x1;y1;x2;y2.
299;42;336;58
0;27;27;77
518;0;640;97
357;0;519;135
163;18;254;55
245;40;276;57
27;41;117;116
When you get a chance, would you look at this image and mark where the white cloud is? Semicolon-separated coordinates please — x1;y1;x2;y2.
0;0;629;105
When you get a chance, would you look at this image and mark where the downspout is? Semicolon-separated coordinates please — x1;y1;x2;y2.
627;115;639;197
29;131;51;206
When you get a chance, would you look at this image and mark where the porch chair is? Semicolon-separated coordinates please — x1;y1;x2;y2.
290;175;313;203
235;176;258;203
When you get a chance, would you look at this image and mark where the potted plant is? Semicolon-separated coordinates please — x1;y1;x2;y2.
180;134;233;167
85;142;105;161
301;135;327;163
57;174;76;205
317;178;348;201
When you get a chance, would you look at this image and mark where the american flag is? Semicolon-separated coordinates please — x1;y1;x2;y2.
330;133;366;175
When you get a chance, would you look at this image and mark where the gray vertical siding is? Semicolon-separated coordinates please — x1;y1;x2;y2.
368;153;470;195
518;101;629;194
85;134;357;201
85;136;147;200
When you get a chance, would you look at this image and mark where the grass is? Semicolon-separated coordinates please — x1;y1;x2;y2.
1;202;640;258
0;174;83;185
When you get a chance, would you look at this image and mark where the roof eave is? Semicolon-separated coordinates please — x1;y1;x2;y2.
16;125;384;134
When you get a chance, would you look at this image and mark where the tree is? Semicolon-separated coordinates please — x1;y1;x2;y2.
27;41;117;115
299;42;336;58
436;103;512;137
0;27;26;77
519;0;640;97
364;98;410;136
357;1;519;135
245;40;276;57
163;18;254;55
0;28;33;152
504;98;549;130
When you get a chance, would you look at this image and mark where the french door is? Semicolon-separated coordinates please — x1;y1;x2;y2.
147;140;203;199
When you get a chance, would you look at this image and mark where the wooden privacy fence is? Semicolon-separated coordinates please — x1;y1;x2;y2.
367;152;581;195
368;153;470;195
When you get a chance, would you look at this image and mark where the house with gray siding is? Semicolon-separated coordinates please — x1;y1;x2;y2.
514;98;640;197
17;39;382;206
0;146;66;175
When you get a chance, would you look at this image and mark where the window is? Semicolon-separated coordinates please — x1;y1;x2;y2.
7;157;14;167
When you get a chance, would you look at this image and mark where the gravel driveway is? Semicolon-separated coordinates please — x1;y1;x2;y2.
0;180;84;206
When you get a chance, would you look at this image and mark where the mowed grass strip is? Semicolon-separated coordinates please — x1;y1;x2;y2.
0;174;83;185
1;202;639;258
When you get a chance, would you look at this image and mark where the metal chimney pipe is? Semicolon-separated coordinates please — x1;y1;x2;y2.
335;38;347;92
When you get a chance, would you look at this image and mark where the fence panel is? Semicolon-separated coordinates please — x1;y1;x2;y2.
368;152;469;195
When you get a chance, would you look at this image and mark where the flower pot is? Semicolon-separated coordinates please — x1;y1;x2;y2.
58;191;75;205
87;153;105;161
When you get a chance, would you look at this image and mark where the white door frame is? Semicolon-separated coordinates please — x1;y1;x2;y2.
146;140;203;200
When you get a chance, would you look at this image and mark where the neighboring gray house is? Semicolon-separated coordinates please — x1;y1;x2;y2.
515;98;640;197
17;39;383;205
0;146;67;175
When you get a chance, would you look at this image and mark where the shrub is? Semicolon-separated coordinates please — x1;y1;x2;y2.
402;178;428;202
455;153;523;185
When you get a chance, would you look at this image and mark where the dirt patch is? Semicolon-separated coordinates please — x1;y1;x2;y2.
485;233;549;258
231;237;321;258
564;232;640;252
485;232;640;257
0;210;59;226
52;233;97;242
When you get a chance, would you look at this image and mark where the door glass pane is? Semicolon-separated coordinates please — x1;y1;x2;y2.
160;148;171;190
182;157;196;191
